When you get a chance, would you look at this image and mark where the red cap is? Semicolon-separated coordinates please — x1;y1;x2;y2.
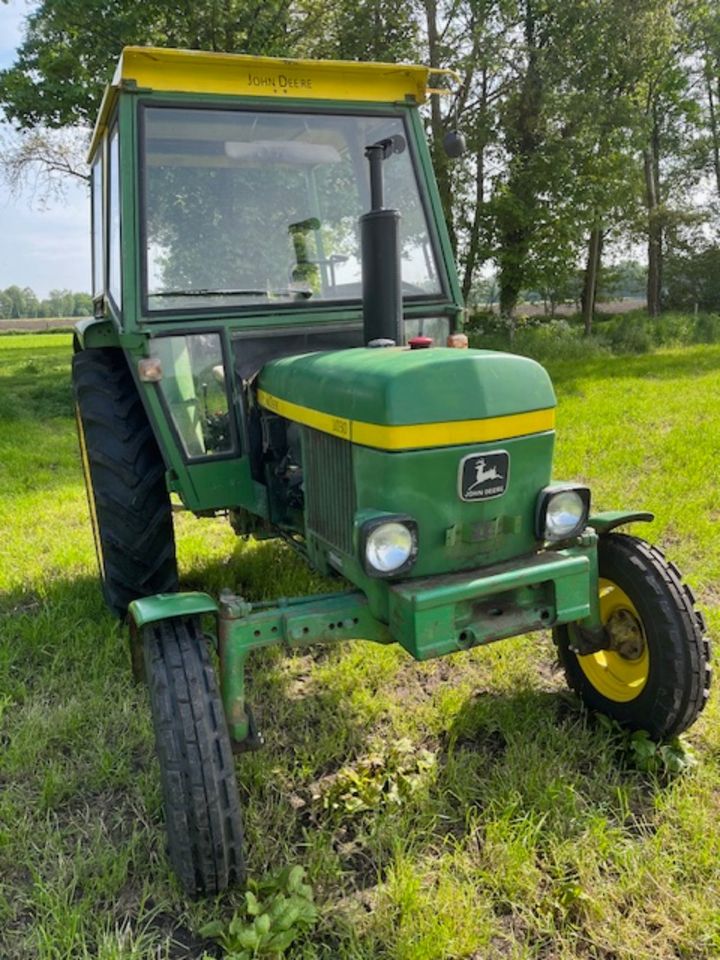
408;336;433;350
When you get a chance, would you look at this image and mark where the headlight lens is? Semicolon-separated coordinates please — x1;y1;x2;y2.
545;490;585;538
361;516;419;577
536;485;590;542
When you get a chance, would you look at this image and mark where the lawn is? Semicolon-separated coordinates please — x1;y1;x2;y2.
1;333;719;960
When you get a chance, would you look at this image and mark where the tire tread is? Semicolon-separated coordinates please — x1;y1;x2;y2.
72;347;178;618
554;533;711;739
143;616;245;896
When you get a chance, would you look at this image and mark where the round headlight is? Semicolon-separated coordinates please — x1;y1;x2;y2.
365;522;415;573
545;489;586;539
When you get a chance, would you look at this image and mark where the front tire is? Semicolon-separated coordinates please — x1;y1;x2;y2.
72;347;178;619
143;616;245;897
554;534;711;739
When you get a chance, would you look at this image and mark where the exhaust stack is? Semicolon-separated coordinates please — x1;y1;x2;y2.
360;136;405;345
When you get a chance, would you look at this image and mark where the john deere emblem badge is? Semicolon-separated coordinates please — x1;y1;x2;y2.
458;451;510;502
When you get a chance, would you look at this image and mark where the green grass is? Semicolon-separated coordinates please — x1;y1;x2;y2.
1;334;719;960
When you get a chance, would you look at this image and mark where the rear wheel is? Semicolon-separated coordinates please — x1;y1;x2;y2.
143;616;245;897
554;534;711;739
72;346;178;618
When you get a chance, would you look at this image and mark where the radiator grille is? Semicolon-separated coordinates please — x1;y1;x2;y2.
303;428;355;554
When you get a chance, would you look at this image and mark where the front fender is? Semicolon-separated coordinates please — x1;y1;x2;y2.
128;592;219;629
587;510;654;535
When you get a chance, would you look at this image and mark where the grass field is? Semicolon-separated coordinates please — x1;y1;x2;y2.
1;333;720;960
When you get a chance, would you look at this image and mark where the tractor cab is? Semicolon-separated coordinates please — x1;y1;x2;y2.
73;47;710;898
83;48;462;513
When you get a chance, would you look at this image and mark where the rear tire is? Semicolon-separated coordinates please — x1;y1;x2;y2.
143;616;245;897
554;534;711;740
72;347;178;618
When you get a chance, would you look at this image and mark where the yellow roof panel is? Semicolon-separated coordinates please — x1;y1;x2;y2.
89;46;438;159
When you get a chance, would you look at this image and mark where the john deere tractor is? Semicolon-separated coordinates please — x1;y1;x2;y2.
74;47;711;896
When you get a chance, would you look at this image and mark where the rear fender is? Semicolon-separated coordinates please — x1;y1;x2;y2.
73;317;120;351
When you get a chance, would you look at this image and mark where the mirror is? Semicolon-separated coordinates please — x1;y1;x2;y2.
443;130;466;159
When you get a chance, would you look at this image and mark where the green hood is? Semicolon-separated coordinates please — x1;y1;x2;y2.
257;346;555;429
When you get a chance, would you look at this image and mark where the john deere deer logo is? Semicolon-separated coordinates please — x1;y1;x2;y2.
459;451;509;502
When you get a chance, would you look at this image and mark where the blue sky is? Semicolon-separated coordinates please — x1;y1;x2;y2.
0;0;90;297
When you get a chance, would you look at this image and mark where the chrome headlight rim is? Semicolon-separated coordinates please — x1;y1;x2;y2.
360;514;419;578
535;484;591;542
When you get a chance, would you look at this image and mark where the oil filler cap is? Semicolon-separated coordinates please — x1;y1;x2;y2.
408;336;433;349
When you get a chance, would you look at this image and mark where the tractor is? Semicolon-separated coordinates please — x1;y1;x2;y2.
73;46;711;897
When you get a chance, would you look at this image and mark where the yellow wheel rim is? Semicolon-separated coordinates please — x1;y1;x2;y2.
577;578;649;702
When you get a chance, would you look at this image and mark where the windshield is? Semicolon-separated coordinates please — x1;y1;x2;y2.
141;106;443;312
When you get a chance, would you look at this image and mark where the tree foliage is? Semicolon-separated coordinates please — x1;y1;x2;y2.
0;286;92;319
1;0;718;315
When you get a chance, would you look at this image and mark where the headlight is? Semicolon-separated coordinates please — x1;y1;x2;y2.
360;516;418;577
536;485;590;542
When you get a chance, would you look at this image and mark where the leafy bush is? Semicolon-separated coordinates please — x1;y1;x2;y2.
200;865;317;959
691;312;720;344
665;245;720;312
469;317;610;362
606;315;652;354
467;308;720;363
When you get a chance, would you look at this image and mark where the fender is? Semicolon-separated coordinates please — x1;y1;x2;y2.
588;510;655;535
128;592;219;629
73;317;120;350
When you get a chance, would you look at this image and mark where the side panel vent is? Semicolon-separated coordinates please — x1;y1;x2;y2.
303;428;355;554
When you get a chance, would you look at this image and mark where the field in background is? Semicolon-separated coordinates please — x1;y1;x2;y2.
0;318;78;332
1;334;720;960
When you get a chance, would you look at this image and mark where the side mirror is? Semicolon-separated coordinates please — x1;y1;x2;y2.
443;130;466;159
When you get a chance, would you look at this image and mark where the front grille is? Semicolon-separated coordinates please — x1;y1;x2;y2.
303;428;355;554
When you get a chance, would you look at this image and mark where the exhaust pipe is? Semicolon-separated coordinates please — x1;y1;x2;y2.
360;136;405;346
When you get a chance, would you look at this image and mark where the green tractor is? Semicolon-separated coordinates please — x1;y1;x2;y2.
74;46;711;897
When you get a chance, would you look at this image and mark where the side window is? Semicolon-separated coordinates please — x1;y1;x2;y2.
108;126;122;307
152;334;233;459
91;154;103;297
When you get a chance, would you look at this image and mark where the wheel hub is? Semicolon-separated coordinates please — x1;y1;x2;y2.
606;608;645;661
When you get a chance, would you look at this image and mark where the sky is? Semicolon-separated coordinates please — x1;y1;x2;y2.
0;0;91;298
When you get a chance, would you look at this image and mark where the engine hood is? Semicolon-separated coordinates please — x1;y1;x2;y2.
256;346;556;450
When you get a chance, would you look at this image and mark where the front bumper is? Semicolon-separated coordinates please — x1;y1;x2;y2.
389;545;596;660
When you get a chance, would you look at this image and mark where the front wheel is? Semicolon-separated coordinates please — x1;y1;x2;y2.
554;534;711;740
143;616;245;896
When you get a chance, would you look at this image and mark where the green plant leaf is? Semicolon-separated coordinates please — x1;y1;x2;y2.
235;927;260;950
199;919;226;939
245;889;261;916
266;928;297;952
286;865;305;893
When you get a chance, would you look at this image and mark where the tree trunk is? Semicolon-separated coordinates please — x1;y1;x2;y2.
461;147;485;302
706;66;720;199
423;0;457;256
644;103;662;318
581;224;602;335
498;0;542;321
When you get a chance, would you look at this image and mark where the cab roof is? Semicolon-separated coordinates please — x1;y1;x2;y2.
89;46;449;162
